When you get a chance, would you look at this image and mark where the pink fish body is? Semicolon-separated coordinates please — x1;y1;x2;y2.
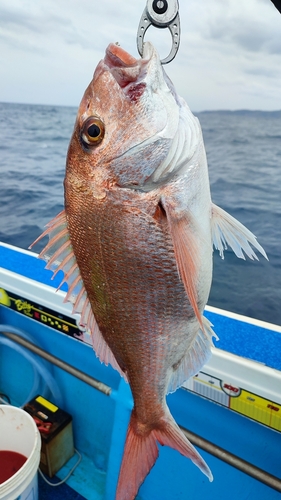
33;42;267;499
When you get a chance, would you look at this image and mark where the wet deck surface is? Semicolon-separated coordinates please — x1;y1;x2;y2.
39;473;86;500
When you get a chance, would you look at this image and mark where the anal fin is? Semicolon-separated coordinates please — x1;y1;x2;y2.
168;316;217;393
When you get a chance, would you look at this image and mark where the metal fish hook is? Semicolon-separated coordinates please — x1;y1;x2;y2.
137;0;181;64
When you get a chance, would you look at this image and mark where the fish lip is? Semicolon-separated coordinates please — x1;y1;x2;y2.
104;42;155;68
104;43;139;69
103;42;156;88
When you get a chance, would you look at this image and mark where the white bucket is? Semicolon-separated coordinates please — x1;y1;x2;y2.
0;405;41;500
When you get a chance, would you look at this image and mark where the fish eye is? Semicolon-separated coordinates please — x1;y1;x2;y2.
81;117;105;146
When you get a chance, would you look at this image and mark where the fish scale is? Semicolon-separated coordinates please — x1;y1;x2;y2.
68;192;193;374
32;41;267;500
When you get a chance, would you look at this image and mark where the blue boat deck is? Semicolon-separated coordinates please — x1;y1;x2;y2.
0;242;280;371
0;242;281;499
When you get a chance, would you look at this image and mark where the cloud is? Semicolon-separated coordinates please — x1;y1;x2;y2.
0;2;108;53
208;18;281;55
0;4;75;56
203;0;281;55
0;4;71;36
0;0;280;110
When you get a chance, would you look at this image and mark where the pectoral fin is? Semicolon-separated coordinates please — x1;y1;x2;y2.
211;203;268;260
162;199;204;332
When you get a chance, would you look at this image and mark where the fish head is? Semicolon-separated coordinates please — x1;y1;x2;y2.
66;42;190;190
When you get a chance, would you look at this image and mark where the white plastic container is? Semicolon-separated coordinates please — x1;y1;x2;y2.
0;405;41;500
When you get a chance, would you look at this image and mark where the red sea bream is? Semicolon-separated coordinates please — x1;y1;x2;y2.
33;42;267;500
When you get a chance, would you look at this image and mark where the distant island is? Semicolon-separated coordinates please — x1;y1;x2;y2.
196;109;281;117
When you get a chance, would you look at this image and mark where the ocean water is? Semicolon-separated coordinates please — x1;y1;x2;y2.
0;102;280;326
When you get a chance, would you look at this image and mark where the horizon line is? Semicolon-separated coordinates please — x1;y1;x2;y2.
0;100;281;114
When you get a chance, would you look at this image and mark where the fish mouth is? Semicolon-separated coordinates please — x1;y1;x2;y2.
103;42;155;89
104;44;139;69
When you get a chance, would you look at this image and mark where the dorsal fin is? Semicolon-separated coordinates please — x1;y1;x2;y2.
30;211;127;380
211;203;268;260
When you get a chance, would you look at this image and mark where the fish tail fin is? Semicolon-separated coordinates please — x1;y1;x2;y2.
153;417;213;480
116;410;212;500
116;411;159;500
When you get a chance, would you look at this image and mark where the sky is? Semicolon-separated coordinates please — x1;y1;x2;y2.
0;0;280;111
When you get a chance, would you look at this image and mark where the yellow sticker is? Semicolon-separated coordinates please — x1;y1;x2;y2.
36;396;58;413
0;288;11;307
230;389;281;432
